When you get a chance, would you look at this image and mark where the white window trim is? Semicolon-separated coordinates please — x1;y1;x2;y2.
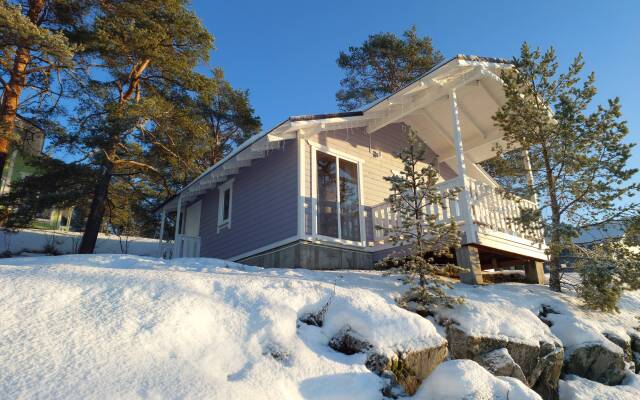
217;178;234;233
310;143;366;247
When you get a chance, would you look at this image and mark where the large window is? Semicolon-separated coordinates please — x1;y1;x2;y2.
315;150;361;242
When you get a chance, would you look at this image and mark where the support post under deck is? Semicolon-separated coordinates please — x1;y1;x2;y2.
456;244;483;285
525;260;545;284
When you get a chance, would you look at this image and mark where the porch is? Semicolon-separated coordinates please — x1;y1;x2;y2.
371;174;546;259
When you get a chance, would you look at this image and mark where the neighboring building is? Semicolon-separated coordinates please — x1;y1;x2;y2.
0;122;73;231
156;55;548;284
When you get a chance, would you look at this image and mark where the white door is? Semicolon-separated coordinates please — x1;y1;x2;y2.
184;201;202;237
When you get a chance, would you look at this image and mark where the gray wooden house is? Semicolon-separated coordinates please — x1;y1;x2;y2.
156;55;547;284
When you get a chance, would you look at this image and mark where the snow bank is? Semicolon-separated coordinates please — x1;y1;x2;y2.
559;373;640;400
414;359;541;400
0;228;162;257
2;254;639;399
0;255;441;399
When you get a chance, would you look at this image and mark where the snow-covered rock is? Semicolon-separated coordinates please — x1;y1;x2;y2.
474;348;528;384
414;359;542;400
328;326;373;355
559;373;640;400
434;297;565;400
435;281;640;395
564;342;627;385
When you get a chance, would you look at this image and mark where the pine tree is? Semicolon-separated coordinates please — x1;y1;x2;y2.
574;238;640;312
336;26;443;111
377;128;462;308
0;0;84;179
492;43;638;292
195;69;261;167
70;0;214;253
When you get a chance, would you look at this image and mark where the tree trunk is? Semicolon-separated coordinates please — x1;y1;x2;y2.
78;163;113;254
78;57;150;253
0;0;45;179
542;144;562;292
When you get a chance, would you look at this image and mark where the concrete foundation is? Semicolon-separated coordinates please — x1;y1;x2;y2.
239;240;373;269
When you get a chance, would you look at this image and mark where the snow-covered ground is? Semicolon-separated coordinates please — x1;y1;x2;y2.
1;255;639;399
0;228;163;257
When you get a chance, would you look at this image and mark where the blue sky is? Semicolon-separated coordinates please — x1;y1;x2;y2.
192;0;639;175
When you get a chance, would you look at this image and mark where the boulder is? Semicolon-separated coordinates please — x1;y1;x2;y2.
603;332;633;362
445;324;563;399
532;341;564;400
365;343;449;381
328;326;372;355
474;348;528;384
365;342;449;396
564;342;626;385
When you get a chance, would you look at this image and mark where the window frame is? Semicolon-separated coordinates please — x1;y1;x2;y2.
309;142;366;247
217;178;234;232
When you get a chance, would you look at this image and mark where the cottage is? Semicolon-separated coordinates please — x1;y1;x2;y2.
156;55;547;284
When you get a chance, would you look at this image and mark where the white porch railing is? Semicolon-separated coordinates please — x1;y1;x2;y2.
372;176;544;243
174;234;201;258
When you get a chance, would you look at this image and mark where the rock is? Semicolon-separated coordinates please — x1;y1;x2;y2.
365;343;449;381
328;326;372;355
532;341;564;400
564;343;626;385
445;324;563;399
603;332;633;362
365;342;449;397
474;348;528;384
538;304;560;327
629;332;640;353
633;352;640;374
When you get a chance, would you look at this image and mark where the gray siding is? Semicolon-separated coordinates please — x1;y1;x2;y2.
199;140;298;260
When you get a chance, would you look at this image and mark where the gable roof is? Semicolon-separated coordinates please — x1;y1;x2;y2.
156;54;513;213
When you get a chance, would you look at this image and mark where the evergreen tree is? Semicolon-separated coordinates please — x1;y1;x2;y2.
195;69;261;167
336;26;443;111
574;238;640;312
0;0;85;178
377;128;462;309
0;155;96;228
70;0;213;253
492;43;638;292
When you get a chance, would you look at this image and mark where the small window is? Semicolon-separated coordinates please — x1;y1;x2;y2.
217;179;233;231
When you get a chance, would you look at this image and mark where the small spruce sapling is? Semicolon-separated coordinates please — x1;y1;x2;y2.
377;128;463;309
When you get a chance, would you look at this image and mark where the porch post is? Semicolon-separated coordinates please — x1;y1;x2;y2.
449;89;476;244
174;195;182;257
158;208;166;257
522;149;538;204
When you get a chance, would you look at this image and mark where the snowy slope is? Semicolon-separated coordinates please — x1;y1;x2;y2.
1;255;638;399
0;255;440;399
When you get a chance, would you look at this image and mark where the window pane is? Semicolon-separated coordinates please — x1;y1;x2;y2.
339;159;360;241
316;151;338;238
223;189;230;220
